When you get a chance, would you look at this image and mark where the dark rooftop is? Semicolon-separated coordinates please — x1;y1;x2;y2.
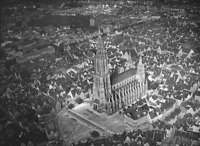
111;68;137;85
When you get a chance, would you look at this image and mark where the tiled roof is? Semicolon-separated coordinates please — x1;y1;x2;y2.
175;130;200;141
111;68;137;85
182;45;192;54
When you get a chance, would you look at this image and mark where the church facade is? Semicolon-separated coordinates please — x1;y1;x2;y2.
91;36;148;114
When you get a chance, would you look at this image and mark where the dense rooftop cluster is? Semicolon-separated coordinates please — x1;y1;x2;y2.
1;0;200;145
72;129;166;146
123;98;149;120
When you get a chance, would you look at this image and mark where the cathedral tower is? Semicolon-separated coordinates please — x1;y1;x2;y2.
137;56;146;97
137;56;145;81
92;35;111;111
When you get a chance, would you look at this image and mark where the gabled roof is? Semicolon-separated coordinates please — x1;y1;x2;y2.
175;130;200;141
111;68;137;85
122;49;138;59
182;46;192;54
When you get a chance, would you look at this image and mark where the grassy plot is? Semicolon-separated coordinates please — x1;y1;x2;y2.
60;114;92;144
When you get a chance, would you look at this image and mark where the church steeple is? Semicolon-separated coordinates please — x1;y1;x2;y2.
92;35;111;112
137;56;145;81
96;27;103;50
96;29;103;50
138;56;143;66
127;52;132;63
125;51;134;70
94;36;109;76
128;52;134;68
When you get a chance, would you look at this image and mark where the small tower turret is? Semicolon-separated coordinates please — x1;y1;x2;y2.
137;56;146;97
137;56;145;81
127;52;134;69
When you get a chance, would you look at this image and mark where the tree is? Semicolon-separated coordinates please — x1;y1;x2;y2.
75;97;83;104
174;108;181;115
121;130;127;140
90;130;100;138
86;94;90;99
20;69;31;81
170;112;176;119
68;103;75;109
149;82;159;90
165;116;171;122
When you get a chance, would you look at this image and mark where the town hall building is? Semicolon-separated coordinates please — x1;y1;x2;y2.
91;36;148;114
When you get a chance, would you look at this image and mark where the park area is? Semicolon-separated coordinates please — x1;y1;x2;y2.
59;113;92;145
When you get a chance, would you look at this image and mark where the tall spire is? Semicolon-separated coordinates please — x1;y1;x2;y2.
138;56;143;66
126;51;134;69
137;55;145;82
94;28;108;76
128;52;132;63
98;27;101;35
96;28;103;50
92;27;111;112
96;36;103;49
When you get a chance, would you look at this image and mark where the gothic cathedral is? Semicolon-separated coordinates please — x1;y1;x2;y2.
91;36;148;114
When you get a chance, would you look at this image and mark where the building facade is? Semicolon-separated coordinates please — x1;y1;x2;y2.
91;36;148;114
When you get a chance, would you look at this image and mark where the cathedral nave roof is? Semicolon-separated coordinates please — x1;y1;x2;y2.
111;68;137;85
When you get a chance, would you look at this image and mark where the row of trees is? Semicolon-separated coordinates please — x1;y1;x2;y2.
67;97;84;109
164;107;181;122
